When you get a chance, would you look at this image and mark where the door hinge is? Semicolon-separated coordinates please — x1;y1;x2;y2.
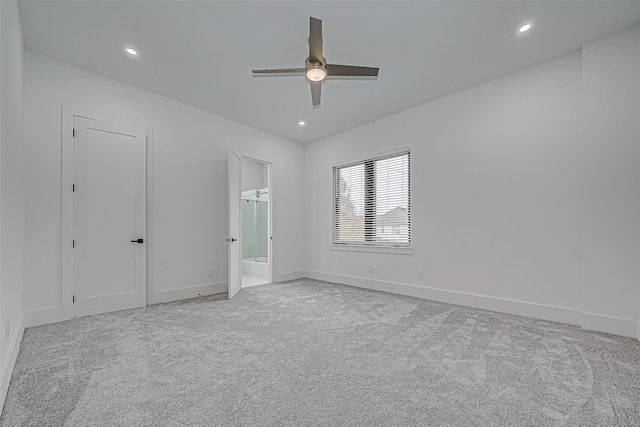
73;129;75;137
72;184;75;192
73;295;75;303
72;240;75;248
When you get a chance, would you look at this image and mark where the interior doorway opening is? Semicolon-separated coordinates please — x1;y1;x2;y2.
241;157;271;287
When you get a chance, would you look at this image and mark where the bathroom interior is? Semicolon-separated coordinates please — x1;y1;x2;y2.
241;158;271;287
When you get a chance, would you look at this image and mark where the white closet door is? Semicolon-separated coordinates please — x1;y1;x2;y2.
73;116;146;317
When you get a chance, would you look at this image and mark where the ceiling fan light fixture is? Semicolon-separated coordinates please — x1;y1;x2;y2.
306;63;327;82
251;18;379;107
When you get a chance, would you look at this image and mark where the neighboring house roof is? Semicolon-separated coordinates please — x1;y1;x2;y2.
377;207;408;226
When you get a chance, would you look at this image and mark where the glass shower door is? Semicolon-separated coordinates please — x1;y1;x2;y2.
242;189;269;263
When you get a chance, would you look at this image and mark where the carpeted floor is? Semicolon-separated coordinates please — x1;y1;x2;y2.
2;279;640;426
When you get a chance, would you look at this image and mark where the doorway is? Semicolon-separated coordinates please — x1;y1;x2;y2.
241;158;271;287
73;116;147;317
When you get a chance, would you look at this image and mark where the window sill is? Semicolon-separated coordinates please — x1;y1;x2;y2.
330;244;414;255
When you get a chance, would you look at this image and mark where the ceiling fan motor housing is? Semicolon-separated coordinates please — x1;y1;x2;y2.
305;57;327;82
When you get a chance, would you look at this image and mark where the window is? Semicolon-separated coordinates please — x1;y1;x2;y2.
333;149;410;248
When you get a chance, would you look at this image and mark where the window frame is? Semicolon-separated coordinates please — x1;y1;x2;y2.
331;147;412;254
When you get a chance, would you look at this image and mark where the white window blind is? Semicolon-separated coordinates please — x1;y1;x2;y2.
333;150;410;247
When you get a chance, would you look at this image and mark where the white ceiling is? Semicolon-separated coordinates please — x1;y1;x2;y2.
18;1;640;143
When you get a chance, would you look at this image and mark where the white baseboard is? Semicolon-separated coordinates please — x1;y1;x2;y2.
25;283;228;328
273;270;305;283
1;314;25;412
304;271;639;339
581;312;638;338
25;306;69;328
23;274;640;341
148;282;227;305
305;270;581;326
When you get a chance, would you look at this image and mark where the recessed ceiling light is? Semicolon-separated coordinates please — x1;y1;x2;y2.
519;24;532;33
125;47;138;56
298;121;306;126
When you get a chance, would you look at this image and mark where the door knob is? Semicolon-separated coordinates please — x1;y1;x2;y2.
130;238;144;243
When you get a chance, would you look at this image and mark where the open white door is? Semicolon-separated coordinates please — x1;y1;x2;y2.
227;151;242;298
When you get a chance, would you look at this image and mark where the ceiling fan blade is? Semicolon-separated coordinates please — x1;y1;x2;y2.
252;68;306;78
308;17;323;64
310;81;322;108
326;64;379;80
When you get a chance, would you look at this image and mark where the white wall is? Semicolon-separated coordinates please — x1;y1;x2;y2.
241;158;267;192
581;25;640;336
23;51;305;323
306;52;583;317
0;0;26;409
305;24;640;338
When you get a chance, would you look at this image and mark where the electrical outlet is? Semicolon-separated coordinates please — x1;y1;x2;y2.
417;270;425;280
5;322;9;339
208;268;214;277
213;268;220;277
368;266;373;274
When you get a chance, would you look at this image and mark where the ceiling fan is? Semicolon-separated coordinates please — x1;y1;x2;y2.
252;17;380;109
